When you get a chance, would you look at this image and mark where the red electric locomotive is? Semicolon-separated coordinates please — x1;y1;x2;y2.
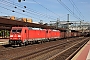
9;27;60;45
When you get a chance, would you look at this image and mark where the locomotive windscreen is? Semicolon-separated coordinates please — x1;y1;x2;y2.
12;29;22;33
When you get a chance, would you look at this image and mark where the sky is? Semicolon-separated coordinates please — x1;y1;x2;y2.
0;0;90;23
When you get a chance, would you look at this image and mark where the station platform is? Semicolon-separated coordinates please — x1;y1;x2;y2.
0;39;9;45
72;40;90;60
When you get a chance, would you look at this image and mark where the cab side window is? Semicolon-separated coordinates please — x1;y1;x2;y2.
46;30;48;33
25;30;26;33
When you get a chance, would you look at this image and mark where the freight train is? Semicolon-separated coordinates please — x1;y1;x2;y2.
9;27;82;46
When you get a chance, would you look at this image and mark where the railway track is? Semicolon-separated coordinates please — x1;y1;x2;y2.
0;44;22;52
66;39;89;60
0;37;81;52
48;37;90;60
0;37;88;60
23;37;89;60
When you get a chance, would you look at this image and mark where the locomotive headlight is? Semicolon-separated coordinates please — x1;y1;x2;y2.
18;35;21;37
18;35;21;40
10;35;13;37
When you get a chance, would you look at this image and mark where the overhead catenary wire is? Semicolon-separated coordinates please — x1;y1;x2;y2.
32;0;62;18
69;0;85;20
0;0;49;19
1;0;57;21
0;11;10;16
0;5;28;17
0;0;40;20
57;0;82;20
0;4;41;20
0;1;40;18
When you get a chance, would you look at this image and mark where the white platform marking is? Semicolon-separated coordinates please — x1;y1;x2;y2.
86;50;90;60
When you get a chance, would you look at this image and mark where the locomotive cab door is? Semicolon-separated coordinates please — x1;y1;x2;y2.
24;29;28;40
22;28;29;43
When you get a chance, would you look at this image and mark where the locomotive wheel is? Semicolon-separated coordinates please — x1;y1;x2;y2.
30;41;33;45
19;44;21;46
38;40;43;44
26;41;29;45
23;42;26;46
41;40;43;44
43;40;45;42
48;39;50;42
19;43;23;46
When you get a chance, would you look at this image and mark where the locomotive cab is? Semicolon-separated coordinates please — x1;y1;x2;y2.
9;27;28;45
